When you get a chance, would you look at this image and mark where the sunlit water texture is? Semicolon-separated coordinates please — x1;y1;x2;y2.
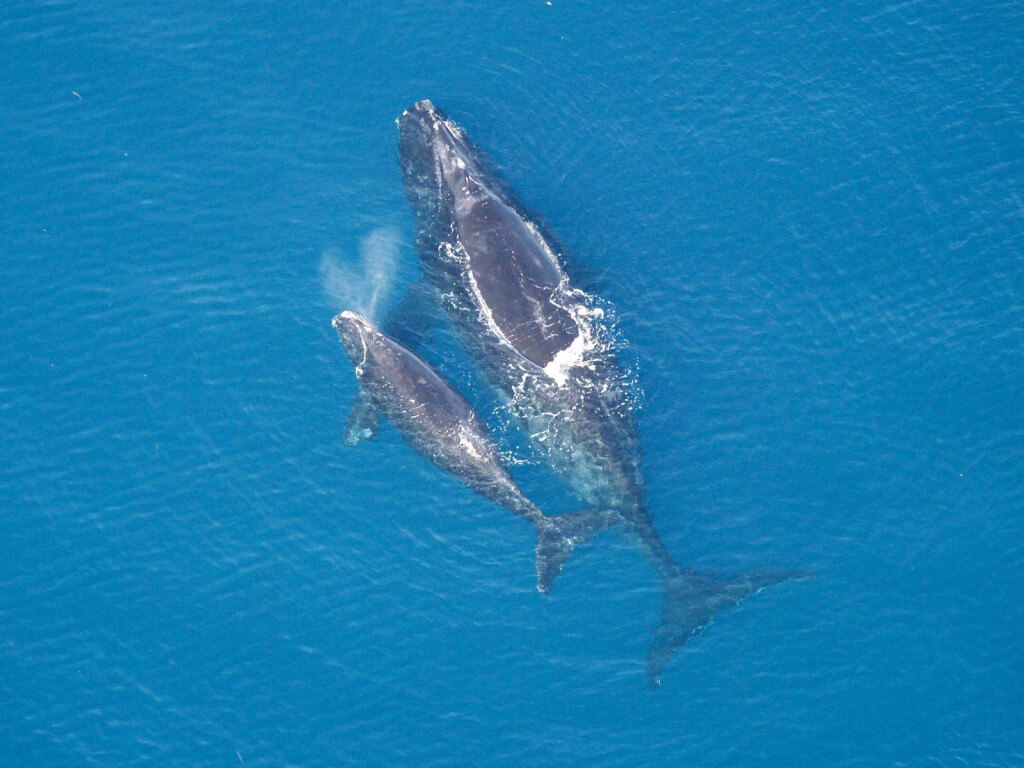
2;1;1023;766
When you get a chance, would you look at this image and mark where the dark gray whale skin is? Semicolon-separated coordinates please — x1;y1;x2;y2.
396;101;645;528
395;101;804;685
333;311;613;591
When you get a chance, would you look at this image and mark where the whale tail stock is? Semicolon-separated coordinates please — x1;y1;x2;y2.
535;510;621;593
646;567;811;688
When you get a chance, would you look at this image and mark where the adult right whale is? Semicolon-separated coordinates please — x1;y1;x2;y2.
395;100;805;685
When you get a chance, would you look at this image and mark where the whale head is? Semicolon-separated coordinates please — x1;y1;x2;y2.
332;310;373;371
397;100;480;215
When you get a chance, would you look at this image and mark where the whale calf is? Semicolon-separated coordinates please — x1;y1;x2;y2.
395;100;805;685
332;311;614;590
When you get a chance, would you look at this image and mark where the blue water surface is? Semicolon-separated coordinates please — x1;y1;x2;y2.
3;1;1023;765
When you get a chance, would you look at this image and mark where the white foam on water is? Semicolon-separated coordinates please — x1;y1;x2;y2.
542;290;609;386
543;327;589;386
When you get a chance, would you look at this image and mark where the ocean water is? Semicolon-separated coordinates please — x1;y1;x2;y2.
2;1;1023;765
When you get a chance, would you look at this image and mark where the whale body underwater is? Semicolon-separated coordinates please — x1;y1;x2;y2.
333;100;805;686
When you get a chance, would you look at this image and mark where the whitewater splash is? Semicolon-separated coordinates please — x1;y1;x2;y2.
319;226;403;321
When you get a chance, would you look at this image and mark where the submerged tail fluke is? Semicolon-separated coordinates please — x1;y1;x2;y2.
647;568;810;687
535;510;620;593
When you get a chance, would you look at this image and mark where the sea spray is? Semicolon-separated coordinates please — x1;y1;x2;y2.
319;226;403;322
